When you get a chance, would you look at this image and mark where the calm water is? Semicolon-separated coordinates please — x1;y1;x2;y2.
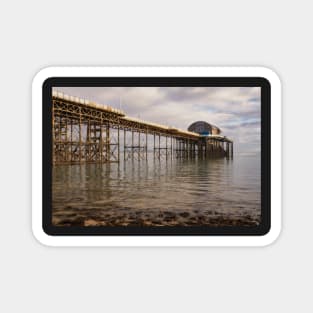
52;154;261;226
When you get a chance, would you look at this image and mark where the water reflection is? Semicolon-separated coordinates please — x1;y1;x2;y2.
52;154;261;226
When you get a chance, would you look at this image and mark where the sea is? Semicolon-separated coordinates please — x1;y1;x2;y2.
52;154;261;226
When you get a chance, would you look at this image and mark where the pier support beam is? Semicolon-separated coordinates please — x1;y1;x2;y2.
124;129;126;161
146;129;148;161
117;125;120;163
106;124;110;162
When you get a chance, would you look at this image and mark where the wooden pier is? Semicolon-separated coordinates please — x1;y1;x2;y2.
52;91;233;164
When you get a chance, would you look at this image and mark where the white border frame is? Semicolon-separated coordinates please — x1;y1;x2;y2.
32;67;281;247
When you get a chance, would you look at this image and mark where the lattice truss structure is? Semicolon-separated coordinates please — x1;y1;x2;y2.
174;138;198;159
123;129;148;161
53;99;122;164
153;134;173;160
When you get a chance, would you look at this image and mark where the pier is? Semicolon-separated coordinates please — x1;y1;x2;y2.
52;91;233;164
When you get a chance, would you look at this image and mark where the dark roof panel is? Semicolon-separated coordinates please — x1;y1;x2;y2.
187;121;221;134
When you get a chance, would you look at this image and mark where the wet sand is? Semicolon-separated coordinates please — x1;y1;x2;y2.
52;206;260;227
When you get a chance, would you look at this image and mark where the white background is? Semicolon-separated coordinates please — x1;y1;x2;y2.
0;0;311;312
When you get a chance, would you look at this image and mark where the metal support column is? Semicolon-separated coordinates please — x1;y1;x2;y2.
166;136;168;160
153;132;155;159
100;124;103;162
124;129;126;161
106;124;110;162
138;130;141;161
145;128;148;161
171;136;173;159
131;129;134;159
117;125;120;163
158;134;161;160
79;112;82;163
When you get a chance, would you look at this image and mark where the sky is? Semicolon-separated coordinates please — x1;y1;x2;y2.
54;87;261;156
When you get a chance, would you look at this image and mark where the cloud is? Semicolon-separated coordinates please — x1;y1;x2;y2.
54;86;261;155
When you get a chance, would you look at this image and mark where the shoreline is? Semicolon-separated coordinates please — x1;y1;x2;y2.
52;207;260;227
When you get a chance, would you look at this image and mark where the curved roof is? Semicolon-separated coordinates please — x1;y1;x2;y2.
187;121;221;135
